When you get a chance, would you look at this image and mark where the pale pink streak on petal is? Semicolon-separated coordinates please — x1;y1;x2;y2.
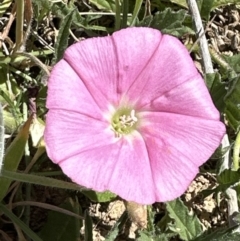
44;109;114;163
139;112;225;201
142;75;220;119
121;33;199;108
63;36;119;110
47;60;102;119
59;133;156;204
111;27;163;100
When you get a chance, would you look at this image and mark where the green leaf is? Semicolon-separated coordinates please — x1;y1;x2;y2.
225;76;240;131
212;0;240;9
217;169;240;185
0;115;32;202
105;211;128;241
222;54;240;74
169;0;187;9
121;0;129;28
192;225;240;241
1;169;87;192
89;0;115;12
0;0;12;18
114;0;121;30
0;203;43;241
39;199;81;241
136;231;154;241
130;0;143;26
199;0;214;21
0;63;7;84
137;230;176;241
166;198;202;241
2;109;19;134
82;190;117;202
206;73;226;112
84;211;93;241
53;9;74;63
170;0;240;10
139;8;194;37
52;2;107;32
32;0;52;21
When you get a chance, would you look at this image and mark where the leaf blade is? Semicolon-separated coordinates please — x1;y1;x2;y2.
166;198;202;241
0;115;33;201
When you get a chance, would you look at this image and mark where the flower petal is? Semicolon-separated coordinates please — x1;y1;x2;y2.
45;109;156;204
142;75;220;119
63;36;119;109
112;28;199;107
47;60;102;119
44;109;113;163
45;27;226;204
111;27;163;100
139;112;225;201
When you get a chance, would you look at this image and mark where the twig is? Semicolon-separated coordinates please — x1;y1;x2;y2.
187;0;213;74
187;0;238;229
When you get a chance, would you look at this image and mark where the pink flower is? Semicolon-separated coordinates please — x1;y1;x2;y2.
44;27;225;204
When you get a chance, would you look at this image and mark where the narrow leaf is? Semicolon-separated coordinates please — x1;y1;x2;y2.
0;203;42;241
0;115;33;202
114;0;121;31
53;9;74;63
0;0;12;18
84;210;93;241
1;169;87;192
130;0;143;26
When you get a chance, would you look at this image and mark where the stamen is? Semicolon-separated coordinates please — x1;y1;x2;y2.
111;108;138;136
130;110;138;122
